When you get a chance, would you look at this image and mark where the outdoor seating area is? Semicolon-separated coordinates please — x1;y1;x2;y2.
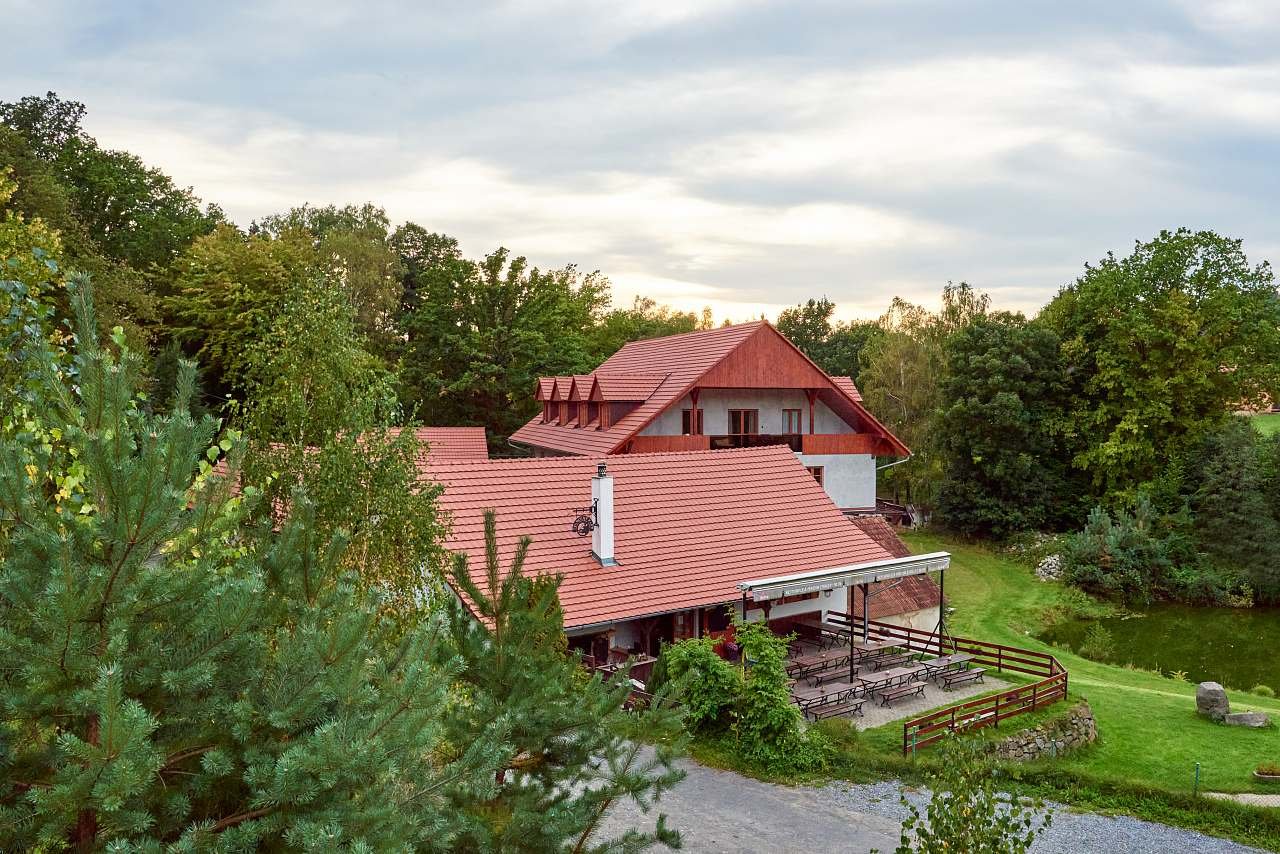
783;620;987;723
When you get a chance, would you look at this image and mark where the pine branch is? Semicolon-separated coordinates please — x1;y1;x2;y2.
208;805;274;833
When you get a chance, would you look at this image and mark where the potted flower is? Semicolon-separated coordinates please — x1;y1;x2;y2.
1254;762;1280;782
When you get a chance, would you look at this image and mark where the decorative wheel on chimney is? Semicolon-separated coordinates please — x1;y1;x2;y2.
571;500;598;536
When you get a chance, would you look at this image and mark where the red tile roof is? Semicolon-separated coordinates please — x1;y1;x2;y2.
832;376;863;402
401;427;489;460
428;445;902;629
510;321;908;457
846;515;940;619
534;377;555;401
567;375;594;401
511;322;764;455
590;372;670;401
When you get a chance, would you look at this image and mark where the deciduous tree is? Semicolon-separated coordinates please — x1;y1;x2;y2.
1041;228;1280;496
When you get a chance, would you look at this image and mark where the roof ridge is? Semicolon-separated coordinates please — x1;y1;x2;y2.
613;319;765;351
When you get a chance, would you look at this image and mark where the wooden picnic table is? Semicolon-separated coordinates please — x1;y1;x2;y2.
859;664;926;694
922;653;973;680
792;617;852;647
786;647;850;679
850;640;897;659
790;680;860;712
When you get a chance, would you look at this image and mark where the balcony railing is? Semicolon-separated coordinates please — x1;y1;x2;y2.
708;433;803;451
625;432;886;455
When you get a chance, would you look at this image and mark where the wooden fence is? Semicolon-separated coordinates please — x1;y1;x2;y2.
832;614;1068;754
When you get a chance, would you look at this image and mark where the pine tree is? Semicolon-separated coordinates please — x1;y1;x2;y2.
442;510;686;852
1191;419;1280;602
0;280;499;850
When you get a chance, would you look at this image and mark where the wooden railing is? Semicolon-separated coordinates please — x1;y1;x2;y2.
831;615;1068;754
626;435;712;453
800;433;888;455
709;433;804;452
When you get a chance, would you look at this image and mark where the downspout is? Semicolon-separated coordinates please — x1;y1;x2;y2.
875;452;913;472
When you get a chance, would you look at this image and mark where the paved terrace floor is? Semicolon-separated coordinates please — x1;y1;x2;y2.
849;672;1009;730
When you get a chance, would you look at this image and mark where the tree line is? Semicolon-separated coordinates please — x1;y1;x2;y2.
1;92;712;449
778;234;1280;605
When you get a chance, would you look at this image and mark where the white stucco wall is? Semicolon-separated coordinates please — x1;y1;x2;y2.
874;606;942;635
639;390;853;437
797;452;876;510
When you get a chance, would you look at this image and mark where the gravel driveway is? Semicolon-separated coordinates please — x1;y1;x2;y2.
826;780;1269;854
595;754;1271;853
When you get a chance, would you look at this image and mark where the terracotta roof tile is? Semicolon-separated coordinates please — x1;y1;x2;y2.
511;322;764;455
846;515;940;619
566;375;594;401
832;376;863;402
534;377;555;401
398;427;489;460
428;445;901;629
590;372;669;401
511;322;908;457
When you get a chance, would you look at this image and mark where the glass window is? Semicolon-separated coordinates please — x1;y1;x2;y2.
681;408;704;435
782;408;802;433
728;409;759;435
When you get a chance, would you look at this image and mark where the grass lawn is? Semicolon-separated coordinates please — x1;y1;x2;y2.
900;530;1280;795
1252;412;1280;437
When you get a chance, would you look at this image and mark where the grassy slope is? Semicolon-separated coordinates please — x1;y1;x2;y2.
901;530;1280;795
1253;413;1280;437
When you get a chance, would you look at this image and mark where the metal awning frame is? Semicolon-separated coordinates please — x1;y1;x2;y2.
737;551;950;602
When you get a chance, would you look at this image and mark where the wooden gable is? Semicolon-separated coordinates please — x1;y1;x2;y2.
696;324;832;389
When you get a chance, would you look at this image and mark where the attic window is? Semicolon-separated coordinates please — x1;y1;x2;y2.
681;408;703;435
806;466;824;487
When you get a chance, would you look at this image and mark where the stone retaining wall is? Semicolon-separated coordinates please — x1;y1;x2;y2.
989;700;1097;762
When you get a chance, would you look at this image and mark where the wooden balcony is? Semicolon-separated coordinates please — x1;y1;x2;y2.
625;432;886;455
801;433;887;455
708;433;803;452
626;434;712;453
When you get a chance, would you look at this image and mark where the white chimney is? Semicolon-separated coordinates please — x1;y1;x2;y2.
591;461;617;566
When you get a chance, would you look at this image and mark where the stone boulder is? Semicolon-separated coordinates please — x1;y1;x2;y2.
1224;711;1271;728
1035;555;1063;581
1196;682;1230;722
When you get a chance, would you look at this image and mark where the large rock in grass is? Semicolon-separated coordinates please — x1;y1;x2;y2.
1197;682;1230;722
1224;711;1271;728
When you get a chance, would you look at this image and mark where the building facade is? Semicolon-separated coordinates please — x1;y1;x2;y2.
511;321;909;512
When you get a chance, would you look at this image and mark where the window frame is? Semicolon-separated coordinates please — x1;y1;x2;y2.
806;465;825;487
727;409;759;435
681;408;704;435
782;408;802;434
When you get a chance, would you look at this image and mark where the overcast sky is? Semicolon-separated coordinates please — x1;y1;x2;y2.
4;1;1278;322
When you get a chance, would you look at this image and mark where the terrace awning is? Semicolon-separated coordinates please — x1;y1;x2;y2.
737;551;950;602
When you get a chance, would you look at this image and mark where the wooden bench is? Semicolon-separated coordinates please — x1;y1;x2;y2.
941;668;986;690
878;680;926;707
871;652;913;671
806;697;865;720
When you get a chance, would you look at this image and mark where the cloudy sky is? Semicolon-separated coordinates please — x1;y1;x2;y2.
3;1;1278;321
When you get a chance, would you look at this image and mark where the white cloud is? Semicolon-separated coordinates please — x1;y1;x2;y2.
8;1;1278;322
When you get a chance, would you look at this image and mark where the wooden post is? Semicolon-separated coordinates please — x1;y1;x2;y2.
806;389;816;433
860;583;869;643
689;388;701;434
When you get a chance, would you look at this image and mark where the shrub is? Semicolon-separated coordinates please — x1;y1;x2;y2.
651;636;741;732
734;619;832;775
1062;496;1177;604
1077;623;1115;661
1252;685;1276;698
1257;762;1280;776
894;735;1052;853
